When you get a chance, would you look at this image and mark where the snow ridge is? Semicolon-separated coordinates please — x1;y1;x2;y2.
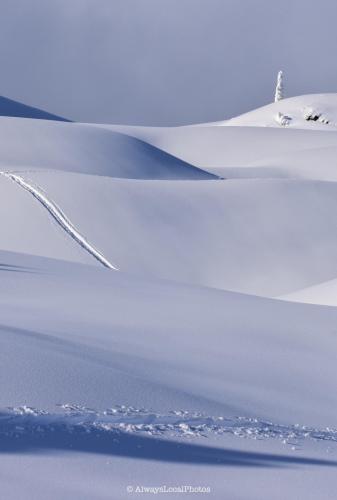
0;172;118;270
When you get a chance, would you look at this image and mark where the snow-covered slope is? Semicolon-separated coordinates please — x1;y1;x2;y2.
2;249;337;426
98;122;337;179
0;117;215;180
3;95;337;499
280;278;337;306
0;174;94;265
100;94;337;181
2;250;337;499
14;171;337;297
2;103;337;295
0;95;70;121
225;93;337;129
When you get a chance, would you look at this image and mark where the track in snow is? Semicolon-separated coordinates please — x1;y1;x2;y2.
0;172;118;270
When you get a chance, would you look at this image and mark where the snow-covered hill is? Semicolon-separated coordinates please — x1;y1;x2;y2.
225;93;337;129
102;94;337;180
5;249;337;426
2;95;337;499
8;170;337;297
0;117;215;179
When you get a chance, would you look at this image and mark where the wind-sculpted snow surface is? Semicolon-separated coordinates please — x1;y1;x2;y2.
23;170;337;297
101;97;337;180
0;116;216;180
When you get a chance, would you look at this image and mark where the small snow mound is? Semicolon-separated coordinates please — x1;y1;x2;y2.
275;112;291;127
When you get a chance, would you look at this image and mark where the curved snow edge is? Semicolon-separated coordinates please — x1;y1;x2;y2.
0;172;118;270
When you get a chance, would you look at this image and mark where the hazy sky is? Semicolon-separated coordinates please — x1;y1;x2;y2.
1;0;337;125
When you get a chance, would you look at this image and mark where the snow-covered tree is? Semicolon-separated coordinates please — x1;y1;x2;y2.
274;70;284;102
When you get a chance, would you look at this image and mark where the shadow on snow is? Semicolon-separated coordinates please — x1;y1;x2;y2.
0;417;336;468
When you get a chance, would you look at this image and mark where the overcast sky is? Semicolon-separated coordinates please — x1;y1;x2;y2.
1;0;337;125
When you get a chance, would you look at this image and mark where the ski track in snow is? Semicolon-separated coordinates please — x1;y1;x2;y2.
2;405;337;451
0;171;118;270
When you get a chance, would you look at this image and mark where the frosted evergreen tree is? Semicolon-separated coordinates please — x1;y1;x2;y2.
274;70;284;102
